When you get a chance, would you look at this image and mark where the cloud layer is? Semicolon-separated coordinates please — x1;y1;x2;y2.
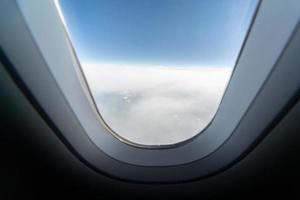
82;64;231;145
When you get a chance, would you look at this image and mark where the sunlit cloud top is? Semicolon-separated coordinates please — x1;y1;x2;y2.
82;63;232;145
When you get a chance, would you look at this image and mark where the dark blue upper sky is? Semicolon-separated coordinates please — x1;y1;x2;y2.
58;0;257;67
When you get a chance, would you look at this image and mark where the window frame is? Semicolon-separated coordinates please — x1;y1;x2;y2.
1;0;299;182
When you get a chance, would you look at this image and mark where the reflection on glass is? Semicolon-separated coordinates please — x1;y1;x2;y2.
57;0;258;145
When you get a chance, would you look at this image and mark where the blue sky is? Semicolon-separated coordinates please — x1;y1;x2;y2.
58;0;257;67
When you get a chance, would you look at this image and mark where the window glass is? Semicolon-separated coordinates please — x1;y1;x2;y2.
56;0;258;146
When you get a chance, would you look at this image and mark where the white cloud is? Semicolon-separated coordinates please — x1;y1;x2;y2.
82;63;232;145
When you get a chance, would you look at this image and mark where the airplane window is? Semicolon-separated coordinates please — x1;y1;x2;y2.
56;0;258;146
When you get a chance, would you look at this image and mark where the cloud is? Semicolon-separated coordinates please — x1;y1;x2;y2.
82;63;231;145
